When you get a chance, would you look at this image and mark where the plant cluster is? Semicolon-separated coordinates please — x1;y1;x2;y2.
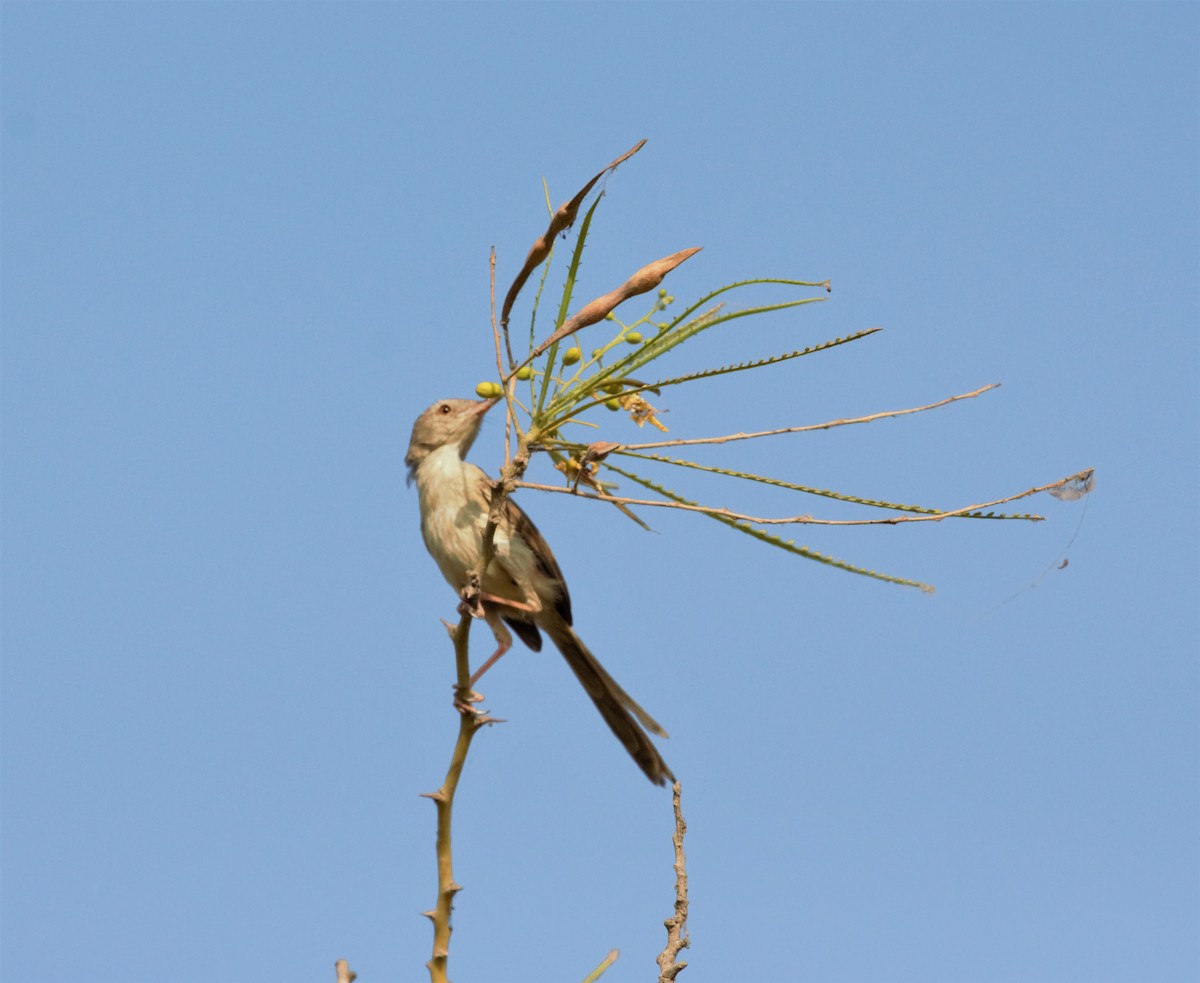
474;140;1092;593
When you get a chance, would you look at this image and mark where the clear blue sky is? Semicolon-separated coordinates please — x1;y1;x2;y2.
3;4;1197;983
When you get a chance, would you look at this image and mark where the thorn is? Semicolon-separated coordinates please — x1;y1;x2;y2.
420;910;436;921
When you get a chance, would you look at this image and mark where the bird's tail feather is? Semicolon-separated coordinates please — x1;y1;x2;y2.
543;620;674;786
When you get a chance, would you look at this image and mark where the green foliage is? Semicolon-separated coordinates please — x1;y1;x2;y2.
609;449;1043;521
483;147;1061;591
604;463;936;593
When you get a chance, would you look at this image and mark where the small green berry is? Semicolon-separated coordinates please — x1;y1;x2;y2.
562;347;582;366
475;381;502;399
658;321;670;331
604;312;617;321
625;332;643;344
605;398;621;411
515;365;533;381
657;287;668;298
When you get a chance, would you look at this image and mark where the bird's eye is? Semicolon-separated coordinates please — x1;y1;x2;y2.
439;404;452;415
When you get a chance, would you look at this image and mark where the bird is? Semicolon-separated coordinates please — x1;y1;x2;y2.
405;396;673;785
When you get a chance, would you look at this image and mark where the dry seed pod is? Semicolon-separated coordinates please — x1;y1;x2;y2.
581;441;622;464
500;139;647;328
531;246;702;360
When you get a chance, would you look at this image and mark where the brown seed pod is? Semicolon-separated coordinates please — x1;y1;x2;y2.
531;247;702;361
500;140;647;329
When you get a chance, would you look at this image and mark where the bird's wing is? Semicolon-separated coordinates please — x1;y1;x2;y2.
472;469;574;626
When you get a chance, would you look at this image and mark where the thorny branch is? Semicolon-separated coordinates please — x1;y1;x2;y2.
421;608;495;983
656;782;690;982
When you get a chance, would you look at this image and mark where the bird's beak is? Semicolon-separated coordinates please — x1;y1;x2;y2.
474;397;500;415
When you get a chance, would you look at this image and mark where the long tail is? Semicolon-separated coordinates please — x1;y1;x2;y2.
543;620;675;786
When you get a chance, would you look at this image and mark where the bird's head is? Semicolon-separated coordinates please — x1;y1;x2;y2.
405;397;498;481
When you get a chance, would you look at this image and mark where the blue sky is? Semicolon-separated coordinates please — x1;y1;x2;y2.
2;4;1197;982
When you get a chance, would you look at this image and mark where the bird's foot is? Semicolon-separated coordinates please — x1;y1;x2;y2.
451;686;505;725
456;577;488;620
452;685;486;715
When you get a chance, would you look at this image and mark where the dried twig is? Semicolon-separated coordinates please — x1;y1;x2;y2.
656;781;690;982
512;467;1099;525
611;383;1002;452
491;247;514;373
421;608;495;983
489;247;516;466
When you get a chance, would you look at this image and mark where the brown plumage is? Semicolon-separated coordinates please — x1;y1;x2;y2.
406;397;673;785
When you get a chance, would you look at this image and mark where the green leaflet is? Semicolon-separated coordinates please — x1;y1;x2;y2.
611;449;1041;521
540;286;830;428
643;328;881;391
611;294;829;381
537;193;604;416
603;462;935;593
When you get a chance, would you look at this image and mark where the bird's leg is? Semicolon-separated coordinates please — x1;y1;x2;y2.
451;592;515;712
467;608;515;688
457;569;543;692
478;591;542;615
478;567;544;618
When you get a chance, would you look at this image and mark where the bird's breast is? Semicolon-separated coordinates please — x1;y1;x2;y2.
415;455;488;590
413;448;545;609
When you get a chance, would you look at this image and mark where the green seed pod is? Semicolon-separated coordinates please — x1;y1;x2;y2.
605;398;621;411
625;332;643;344
515;366;533;381
475;381;502;398
562;347;582;366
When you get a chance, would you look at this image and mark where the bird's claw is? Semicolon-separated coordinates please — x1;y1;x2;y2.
456;596;485;620
453;686;485;715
